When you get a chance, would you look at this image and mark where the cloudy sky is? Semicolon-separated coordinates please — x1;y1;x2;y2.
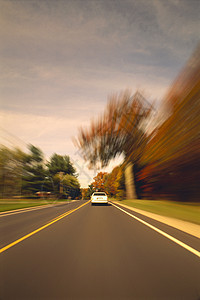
0;0;200;187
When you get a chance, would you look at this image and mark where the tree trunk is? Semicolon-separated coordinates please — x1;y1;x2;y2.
124;162;136;199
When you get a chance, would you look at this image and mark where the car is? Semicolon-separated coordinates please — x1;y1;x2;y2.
91;192;108;205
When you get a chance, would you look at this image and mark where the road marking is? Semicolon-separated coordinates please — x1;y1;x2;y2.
0;204;54;217
111;202;200;258
0;200;90;254
0;201;77;218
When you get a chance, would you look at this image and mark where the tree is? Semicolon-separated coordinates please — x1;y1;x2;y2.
0;146;27;197
104;166;119;197
47;154;80;198
92;172;107;191
0;144;81;199
47;154;76;177
87;184;95;198
104;166;126;199
116;166;126;199
75;90;152;199
22;145;47;195
138;45;200;201
81;188;88;199
0;146;14;197
81;184;95;199
53;173;81;198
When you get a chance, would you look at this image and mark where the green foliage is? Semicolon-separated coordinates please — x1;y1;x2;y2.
22;145;47;195
0;144;80;199
28;145;43;163
53;173;81;198
46;154;80;198
103;166;126;199
0;146;27;197
81;184;95;199
47;154;76;177
87;184;95;197
116;199;200;225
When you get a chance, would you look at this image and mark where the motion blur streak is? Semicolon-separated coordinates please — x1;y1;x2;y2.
138;44;200;202
76;44;200;202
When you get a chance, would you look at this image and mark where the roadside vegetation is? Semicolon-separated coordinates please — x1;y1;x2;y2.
0;145;81;204
0;198;72;212
79;46;200;226
78;45;200;204
113;199;200;225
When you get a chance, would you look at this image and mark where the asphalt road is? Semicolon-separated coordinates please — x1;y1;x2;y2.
0;200;200;299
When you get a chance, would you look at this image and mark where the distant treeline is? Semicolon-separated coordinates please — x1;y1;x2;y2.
0;144;81;199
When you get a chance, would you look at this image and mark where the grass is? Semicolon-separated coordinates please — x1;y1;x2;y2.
1;198;199;225
113;199;200;225
0;198;71;212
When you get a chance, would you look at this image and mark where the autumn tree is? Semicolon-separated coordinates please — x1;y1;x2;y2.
138;44;200;201
103;166;125;198
75;90;152;199
81;188;88;199
92;172;107;192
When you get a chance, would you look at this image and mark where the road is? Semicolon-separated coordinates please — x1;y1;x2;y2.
0;200;200;299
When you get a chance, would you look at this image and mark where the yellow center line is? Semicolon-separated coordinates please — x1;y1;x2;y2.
0;200;90;254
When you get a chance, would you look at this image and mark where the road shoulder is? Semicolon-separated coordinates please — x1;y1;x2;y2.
111;201;200;239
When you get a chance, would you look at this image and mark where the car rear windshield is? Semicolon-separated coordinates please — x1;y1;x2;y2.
93;192;106;196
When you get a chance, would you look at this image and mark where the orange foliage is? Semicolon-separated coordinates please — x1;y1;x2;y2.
75;90;152;169
92;172;107;191
138;45;200;201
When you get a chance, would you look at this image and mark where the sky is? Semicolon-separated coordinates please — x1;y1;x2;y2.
0;0;200;187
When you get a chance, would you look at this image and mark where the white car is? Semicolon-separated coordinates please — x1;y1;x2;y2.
91;192;108;205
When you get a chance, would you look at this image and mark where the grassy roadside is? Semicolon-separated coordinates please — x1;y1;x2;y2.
112;199;200;225
0;199;71;212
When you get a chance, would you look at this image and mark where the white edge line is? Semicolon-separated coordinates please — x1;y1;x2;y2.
111;202;200;259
